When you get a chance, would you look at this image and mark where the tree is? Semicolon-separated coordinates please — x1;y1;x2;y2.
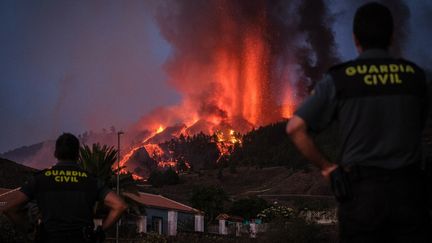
78;143;140;223
190;185;228;225
229;197;269;220
163;132;220;170
79;143;140;192
147;170;164;187
164;167;180;185
147;167;179;187
78;143;117;186
176;156;189;173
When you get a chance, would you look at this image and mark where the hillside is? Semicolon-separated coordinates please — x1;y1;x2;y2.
0;158;38;188
1;141;55;169
145;166;334;208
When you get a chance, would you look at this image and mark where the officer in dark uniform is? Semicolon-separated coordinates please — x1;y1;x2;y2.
287;2;431;242
2;133;127;242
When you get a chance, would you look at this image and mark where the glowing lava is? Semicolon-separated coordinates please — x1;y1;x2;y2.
215;128;242;162
120;0;304;178
117;126;166;173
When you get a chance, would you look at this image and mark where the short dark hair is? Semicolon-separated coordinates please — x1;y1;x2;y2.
353;2;393;50
54;133;80;161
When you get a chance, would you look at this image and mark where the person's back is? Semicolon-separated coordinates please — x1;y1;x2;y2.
29;162;105;235
2;133;127;243
287;2;431;242
329;54;428;169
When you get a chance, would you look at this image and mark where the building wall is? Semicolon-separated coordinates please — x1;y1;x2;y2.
146;208;168;234
177;212;195;232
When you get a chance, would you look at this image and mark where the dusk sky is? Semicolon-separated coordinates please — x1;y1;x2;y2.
1;0;431;153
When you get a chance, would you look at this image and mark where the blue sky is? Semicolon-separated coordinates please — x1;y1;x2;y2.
0;0;431;153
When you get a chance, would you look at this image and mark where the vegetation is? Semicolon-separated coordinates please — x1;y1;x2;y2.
228;197;269;220
147;167;180;187
229;121;338;170
0;215;27;243
189;185;228;225
291;197;335;211
162;133;220;171
78;143;138;193
156;121;339;173
258;217;329;243
230;122;305;169
78;143;118;186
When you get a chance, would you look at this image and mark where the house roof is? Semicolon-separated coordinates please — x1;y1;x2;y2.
0;158;37;188
123;192;203;215
0;187;13;196
0;187;20;197
0;187;20;207
0;188;203;215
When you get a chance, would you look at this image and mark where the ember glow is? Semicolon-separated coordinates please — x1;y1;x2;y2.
117;126;166;173
215;129;242;163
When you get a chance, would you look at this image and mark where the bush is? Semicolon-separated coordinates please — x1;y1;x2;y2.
0;215;28;243
257;205;295;222
148;168;180;187
190;185;228;224
258;217;326;243
229;197;269;220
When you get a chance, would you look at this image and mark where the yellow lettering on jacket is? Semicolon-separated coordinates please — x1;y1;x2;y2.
44;169;87;183
344;63;416;86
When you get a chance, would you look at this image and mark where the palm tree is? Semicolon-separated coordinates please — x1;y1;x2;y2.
78;143;139;193
78;143;143;226
78;143;117;186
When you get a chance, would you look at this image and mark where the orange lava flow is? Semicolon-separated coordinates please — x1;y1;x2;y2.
131;173;144;180
144;144;164;157
215;129;241;162
117;126;166;174
158;161;177;168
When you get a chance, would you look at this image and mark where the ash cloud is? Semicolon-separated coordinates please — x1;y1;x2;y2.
153;0;339;126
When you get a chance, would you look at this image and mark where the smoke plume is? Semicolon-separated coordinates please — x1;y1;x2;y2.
141;0;339;131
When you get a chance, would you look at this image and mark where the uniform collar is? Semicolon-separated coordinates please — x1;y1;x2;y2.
357;49;392;59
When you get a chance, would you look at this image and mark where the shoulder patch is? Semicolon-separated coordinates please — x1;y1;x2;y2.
330;58;426;99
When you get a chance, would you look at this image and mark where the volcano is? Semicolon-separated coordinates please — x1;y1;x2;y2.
119;0;340;176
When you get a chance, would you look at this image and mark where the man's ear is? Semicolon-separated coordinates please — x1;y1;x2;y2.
353;33;363;53
54;149;59;160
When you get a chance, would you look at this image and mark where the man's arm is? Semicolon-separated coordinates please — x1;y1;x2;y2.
101;191;127;230
1;190;30;225
286;115;337;180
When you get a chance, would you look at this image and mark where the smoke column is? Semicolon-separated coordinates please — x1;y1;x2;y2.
146;0;339;131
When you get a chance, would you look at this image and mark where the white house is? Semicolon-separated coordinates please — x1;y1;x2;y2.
122;192;204;236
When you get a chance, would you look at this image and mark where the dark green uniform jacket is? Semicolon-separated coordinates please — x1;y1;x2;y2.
20;161;110;234
295;49;429;169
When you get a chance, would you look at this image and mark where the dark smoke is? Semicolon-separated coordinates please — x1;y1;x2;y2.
295;0;339;91
154;0;339;124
